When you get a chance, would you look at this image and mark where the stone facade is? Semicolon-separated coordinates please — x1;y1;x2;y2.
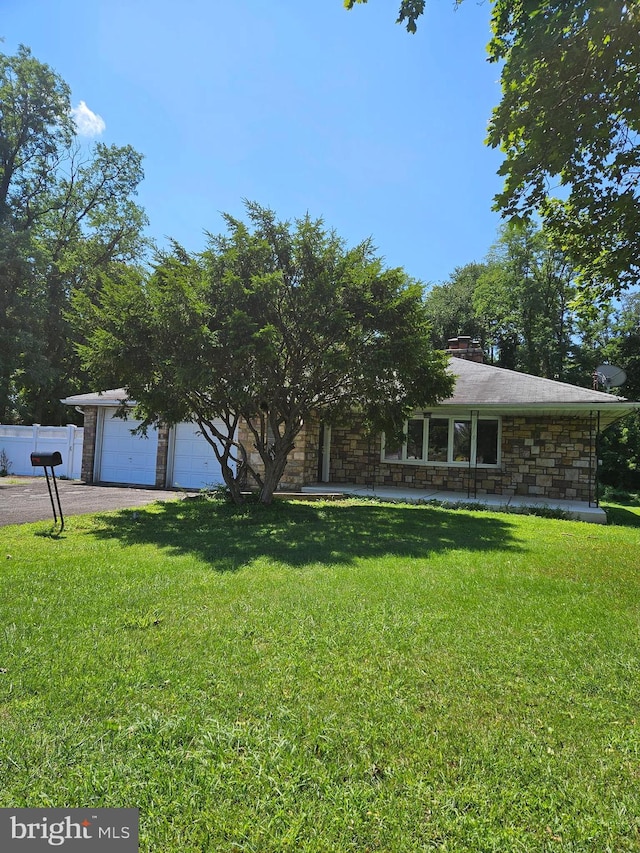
501;416;595;501
326;414;597;503
77;404;598;504
155;425;170;488
80;407;98;483
236;418;321;491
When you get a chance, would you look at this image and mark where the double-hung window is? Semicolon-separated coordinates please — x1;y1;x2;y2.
383;414;500;467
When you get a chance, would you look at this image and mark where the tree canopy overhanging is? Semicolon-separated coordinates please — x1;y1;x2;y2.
345;0;640;301
76;203;454;504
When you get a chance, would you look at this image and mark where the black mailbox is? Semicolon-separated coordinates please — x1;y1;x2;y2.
30;451;64;531
30;451;63;468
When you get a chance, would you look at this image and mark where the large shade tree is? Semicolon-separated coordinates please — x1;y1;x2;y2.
472;222;576;379
423;262;489;350
424;223;579;378
345;0;640;301
0;45;147;424
77;203;454;504
596;293;640;492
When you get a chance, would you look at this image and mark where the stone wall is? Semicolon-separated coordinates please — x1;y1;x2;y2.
328;415;596;502
155;425;170;487
236;418;320;491
301;419;322;486
80;407;98;483
326;426;384;490
501;415;595;501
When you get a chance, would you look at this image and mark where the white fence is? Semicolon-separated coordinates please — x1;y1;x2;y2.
0;424;84;480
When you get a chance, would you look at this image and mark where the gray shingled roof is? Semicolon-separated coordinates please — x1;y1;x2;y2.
444;358;625;405
63;361;638;430
436;358;636;428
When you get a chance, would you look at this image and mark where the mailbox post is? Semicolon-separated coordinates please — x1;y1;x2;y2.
30;451;65;532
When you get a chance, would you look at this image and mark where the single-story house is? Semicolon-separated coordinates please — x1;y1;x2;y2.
62;337;637;508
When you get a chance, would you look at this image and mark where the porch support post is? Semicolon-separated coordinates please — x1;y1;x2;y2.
470;410;479;499
590;410;601;508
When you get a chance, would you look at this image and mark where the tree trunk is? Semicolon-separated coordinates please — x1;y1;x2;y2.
221;462;245;505
258;446;291;505
241;412;302;505
196;416;247;505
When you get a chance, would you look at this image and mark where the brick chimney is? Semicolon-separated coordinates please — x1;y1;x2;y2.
445;336;484;363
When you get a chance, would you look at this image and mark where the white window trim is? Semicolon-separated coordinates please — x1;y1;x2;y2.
381;413;501;468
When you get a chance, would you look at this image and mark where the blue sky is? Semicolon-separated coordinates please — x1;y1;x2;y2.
3;0;505;285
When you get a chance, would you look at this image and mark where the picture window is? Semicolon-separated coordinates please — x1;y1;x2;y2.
383;415;500;467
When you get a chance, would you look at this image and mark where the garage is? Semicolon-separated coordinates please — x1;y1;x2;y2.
97;408;159;486
168;421;226;490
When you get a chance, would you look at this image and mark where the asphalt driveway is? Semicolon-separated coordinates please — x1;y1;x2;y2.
0;478;184;527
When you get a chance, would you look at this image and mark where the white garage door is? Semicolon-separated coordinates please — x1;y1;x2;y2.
98;409;159;486
169;421;226;490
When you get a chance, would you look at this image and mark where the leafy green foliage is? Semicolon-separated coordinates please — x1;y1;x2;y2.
0;45;73;225
344;0;430;33
488;0;640;299
348;1;640;299
422;262;488;349
78;202;453;504
0;447;11;476
425;222;584;379
473;222;576;377
0;45;147;424
595;293;640;491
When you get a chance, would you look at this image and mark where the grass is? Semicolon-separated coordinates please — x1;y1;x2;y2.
1;497;639;852
601;496;640;528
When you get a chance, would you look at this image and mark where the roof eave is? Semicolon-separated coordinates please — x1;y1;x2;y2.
420;401;638;429
60;390;134;408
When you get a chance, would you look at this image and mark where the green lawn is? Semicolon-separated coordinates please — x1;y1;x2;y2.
1;498;639;852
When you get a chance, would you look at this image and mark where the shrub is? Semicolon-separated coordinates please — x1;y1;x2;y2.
0;448;12;477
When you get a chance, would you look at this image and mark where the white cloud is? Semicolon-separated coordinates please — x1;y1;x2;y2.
70;101;106;137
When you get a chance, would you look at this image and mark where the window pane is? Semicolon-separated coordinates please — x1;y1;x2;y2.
453;420;471;462
383;435;402;461
406;419;424;460
476;420;498;464
428;419;448;462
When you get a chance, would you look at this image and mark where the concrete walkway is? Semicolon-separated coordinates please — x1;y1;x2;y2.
301;483;607;524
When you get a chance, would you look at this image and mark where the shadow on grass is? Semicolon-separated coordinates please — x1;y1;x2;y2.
89;498;522;570
602;503;640;527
